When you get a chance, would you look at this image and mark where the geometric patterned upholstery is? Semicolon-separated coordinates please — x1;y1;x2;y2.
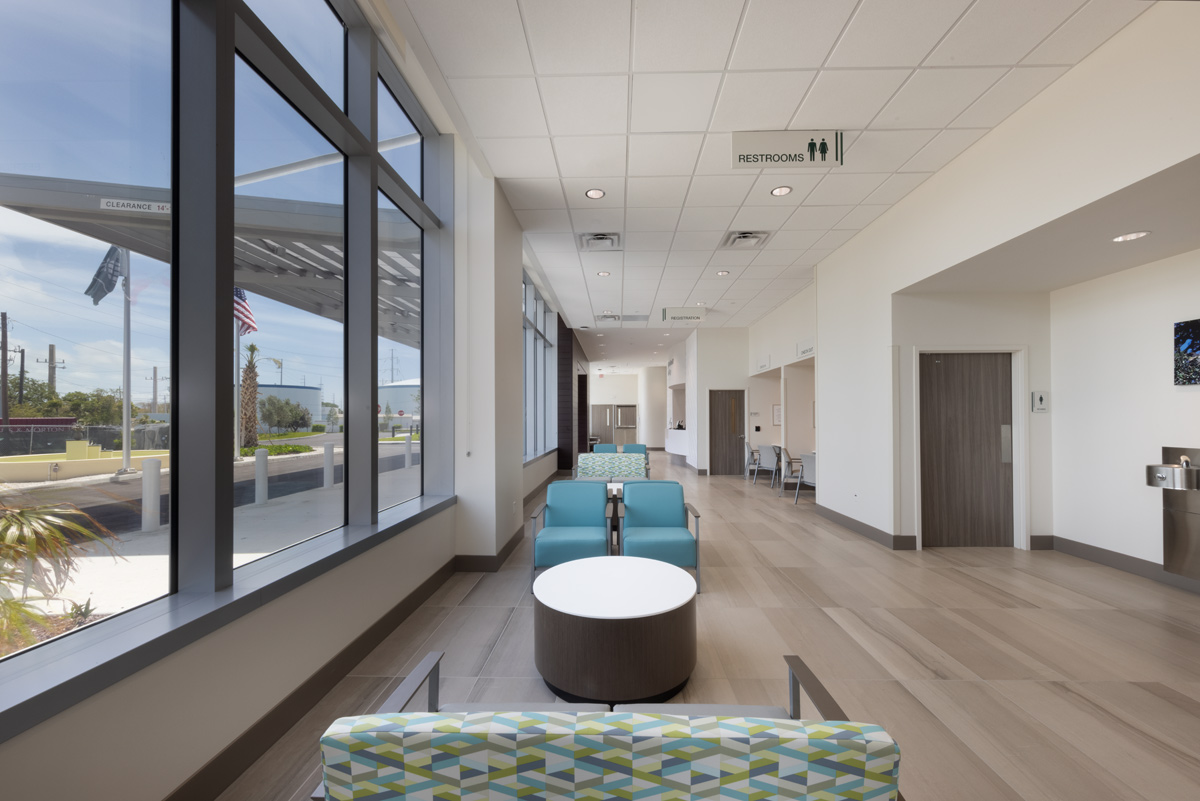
319;711;901;800
576;452;647;478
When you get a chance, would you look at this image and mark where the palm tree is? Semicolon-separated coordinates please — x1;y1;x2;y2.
241;344;261;448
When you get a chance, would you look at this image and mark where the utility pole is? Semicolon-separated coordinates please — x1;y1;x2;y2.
145;367;169;413
1;312;8;427
38;344;65;393
13;346;25;405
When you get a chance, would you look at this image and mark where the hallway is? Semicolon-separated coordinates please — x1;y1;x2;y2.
223;451;1200;801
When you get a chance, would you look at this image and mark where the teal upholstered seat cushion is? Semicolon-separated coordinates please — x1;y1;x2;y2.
534;526;610;566
622;526;696;567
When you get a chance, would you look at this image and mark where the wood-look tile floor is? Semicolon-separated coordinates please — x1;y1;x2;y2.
218;453;1200;801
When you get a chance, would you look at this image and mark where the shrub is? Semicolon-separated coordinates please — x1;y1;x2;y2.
311;424;325;433
239;444;314;457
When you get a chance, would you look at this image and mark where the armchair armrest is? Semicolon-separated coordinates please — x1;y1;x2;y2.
313;651;445;800
530;502;546;530
684;502;700;519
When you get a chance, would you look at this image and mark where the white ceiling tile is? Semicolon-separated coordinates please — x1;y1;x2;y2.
477;138;558;178
685;175;756;206
790;69;910;129
730;0;857;69
863;173;931;204
782;205;855;229
515;209;573;232
798;248;834;264
779;265;815;281
665;253;711;270
672;231;724;250
751;251;804;267
408;0;533;77
742;264;787;279
701;264;747;280
708;71;815;132
687;278;729;297
815;229;857;249
631;73;723;133
833;204;890;230
927;0;1086;67
627;176;692;207
499;178;566;209
562;178;626;208
627;134;704;175
526;232;580;252
581;251;624;272
677;206;738;232
539;76;629;136
901;129;986;173
721;284;764;299
804;173;889;205
663;265;706;280
570;208;625;232
632;0;743;71
1024;0;1148;65
730;206;794;230
828;0;974;68
766;230;824;250
656;278;699;297
873;69;1007;128
447;78;547;137
625;231;675;250
554;136;628;177
842;130;938;173
623;278;662;299
695;133;748;175
729;278;771;293
708;250;759;266
747;173;823;205
520;0;632;74
950;67;1069;128
624;251;668;269
534;251;581;270
625;207;682;231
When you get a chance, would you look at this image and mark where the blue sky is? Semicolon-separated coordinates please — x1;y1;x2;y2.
0;0;422;409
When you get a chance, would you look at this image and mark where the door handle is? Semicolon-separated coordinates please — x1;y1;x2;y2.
606;408;610;425
1000;424;1012;464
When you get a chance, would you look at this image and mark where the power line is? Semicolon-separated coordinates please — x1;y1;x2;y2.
8;317;162;365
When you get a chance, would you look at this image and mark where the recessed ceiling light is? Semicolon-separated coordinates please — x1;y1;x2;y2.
696;302;706;306
771;186;792;197
656;343;663;346
596;333;604;337
1112;230;1150;242
603;309;613;314
716;270;730;276
597;271;610;276
664;333;670;336
585;188;605;199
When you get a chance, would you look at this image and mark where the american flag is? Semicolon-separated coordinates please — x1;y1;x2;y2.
234;287;258;336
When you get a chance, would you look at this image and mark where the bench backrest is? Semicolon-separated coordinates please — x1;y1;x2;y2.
576;452;646;478
320;711;900;800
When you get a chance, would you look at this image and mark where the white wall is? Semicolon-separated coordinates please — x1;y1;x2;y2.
492;185;526;543
0;509;455;800
813;4;1200;534
747;369;780;453
523;449;559;497
590;373;638;405
749;283;816;374
694;328;750;472
637;366;667;447
1051;247;1200;563
685;333;699;466
892;293;1052;546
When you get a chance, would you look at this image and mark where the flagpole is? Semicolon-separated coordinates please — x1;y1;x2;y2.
235;322;242;460
119;247;133;474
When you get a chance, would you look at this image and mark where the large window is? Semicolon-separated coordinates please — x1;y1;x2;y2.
0;0;173;658
0;0;448;736
523;277;557;460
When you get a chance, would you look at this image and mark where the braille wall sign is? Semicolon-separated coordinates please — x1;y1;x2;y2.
731;130;844;168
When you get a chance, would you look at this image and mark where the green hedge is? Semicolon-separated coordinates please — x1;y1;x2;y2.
311;424;326;433
240;444;314;457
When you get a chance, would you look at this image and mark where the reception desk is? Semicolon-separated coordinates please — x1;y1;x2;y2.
665;429;688;457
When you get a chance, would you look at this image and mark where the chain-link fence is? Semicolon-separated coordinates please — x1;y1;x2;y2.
0;424;170;457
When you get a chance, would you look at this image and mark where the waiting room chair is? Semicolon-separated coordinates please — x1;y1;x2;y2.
530;481;610;585
619;480;700;592
778;446;804;504
745;442;768;483
622;443;649;476
769;445;782;488
593;443;618;453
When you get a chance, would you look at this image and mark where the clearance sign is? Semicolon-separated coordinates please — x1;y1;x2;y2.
731;130;844;168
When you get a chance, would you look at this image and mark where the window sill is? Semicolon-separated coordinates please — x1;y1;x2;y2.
523;449;558;469
0;493;456;746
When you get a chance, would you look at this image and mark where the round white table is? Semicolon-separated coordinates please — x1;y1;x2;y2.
532;556;697;704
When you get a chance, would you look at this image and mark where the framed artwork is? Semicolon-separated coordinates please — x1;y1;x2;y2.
772;404;782;426
1176;317;1200;384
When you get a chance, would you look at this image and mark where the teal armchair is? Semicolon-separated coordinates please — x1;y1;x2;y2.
531;481;610;584
593;443;618;453
619;480;700;591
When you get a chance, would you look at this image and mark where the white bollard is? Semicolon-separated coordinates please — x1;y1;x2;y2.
141;458;161;532
405;433;413;468
255;448;269;504
324;444;335;488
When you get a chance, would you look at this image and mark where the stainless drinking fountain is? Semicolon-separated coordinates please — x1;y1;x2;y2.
1148;447;1200;579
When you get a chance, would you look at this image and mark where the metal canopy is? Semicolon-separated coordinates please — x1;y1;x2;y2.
0;172;422;349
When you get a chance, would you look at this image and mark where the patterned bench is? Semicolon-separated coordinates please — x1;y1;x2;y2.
575;452;648;479
319;710;901;800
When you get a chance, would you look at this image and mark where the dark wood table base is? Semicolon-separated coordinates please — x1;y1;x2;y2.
543;677;690;706
534;595;696;705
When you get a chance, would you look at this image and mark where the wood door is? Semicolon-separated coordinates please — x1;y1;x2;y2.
709;390;745;475
591;404;614;444
919;353;1013;547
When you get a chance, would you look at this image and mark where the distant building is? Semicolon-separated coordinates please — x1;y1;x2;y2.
378;378;421;424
